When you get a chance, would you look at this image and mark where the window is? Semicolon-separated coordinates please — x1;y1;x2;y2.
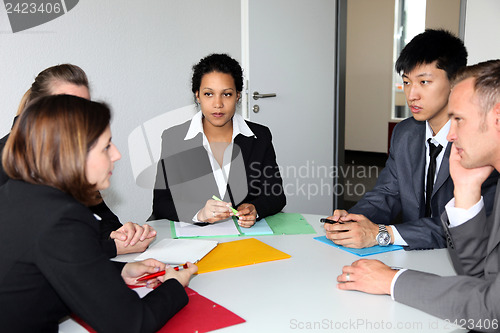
392;0;426;119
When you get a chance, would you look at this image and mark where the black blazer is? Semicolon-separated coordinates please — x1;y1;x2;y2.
0;129;122;258
0;180;188;333
153;120;286;221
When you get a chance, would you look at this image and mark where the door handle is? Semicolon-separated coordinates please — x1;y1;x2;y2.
253;91;277;100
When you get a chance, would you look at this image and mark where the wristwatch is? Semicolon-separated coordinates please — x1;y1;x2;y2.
376;225;391;246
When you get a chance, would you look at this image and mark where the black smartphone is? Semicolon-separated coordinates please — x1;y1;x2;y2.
320;218;344;224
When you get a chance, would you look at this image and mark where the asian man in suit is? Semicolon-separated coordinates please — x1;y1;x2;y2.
323;29;498;250
337;60;500;332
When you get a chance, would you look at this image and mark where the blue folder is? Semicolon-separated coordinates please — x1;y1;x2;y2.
314;235;403;257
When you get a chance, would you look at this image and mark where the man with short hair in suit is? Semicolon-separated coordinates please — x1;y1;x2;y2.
323;29;498;250
337;60;500;332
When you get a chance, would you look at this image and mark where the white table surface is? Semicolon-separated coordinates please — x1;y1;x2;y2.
60;214;466;333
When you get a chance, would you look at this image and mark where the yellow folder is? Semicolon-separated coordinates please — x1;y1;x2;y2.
195;238;291;274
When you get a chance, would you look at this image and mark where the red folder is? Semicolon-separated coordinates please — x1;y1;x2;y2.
72;287;245;333
159;287;245;332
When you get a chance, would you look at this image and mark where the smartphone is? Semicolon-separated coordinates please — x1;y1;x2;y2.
320;218;344;224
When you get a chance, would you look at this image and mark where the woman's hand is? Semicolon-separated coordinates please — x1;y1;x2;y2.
110;222;157;255
121;259;166;288
236;203;257;228
197;199;233;223
160;262;198;287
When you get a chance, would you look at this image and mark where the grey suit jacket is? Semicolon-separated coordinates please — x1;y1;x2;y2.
349;117;498;249
394;180;500;332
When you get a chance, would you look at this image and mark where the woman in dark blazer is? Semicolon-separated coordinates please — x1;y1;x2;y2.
0;95;197;332
0;64;156;257
153;54;286;227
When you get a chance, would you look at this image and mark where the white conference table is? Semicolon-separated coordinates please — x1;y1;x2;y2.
60;214;466;333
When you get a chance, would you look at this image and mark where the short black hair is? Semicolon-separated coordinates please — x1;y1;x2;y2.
191;53;244;96
395;29;467;80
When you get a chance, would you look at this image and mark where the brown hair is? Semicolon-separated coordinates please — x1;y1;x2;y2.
3;95;110;206
17;64;89;116
452;59;500;114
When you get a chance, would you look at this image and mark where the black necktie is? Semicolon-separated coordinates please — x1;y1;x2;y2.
425;138;443;217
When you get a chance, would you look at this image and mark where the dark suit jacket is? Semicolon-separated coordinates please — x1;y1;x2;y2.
153;120;286;222
0;180;188;333
349;118;498;249
394;180;500;332
0;130;122;258
0;127;11;186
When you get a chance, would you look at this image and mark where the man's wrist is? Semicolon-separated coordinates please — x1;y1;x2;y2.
454;187;482;210
386;225;395;244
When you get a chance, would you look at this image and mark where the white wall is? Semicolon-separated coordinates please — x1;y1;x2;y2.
0;1;241;222
464;0;500;64
344;0;394;153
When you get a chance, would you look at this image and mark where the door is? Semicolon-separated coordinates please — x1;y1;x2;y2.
244;0;337;215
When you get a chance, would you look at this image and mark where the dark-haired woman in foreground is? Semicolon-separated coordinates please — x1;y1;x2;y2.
0;63;156;257
0;95;197;332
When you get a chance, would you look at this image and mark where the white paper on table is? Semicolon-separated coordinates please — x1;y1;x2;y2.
134;238;218;264
174;218;240;238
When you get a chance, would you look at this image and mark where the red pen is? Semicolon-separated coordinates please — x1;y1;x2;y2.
136;263;188;282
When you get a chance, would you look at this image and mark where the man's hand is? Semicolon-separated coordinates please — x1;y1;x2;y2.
337;259;398;295
449;143;494;209
324;213;380;248
110;222;157;255
328;209;349;223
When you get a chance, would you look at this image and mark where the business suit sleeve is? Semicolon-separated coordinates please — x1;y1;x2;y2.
394;270;500;332
393;216;447;249
91;200;123;237
394;204;500;332
37;205;188;332
90;200;122;258
445;208;491;277
152;127;183;221
152;158;179;220
349;121;448;249
242;125;286;218
0;134;10;187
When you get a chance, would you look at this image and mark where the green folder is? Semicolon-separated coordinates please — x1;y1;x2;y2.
170;213;316;238
264;213;316;235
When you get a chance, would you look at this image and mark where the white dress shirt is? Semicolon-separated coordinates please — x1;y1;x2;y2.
185;111;255;221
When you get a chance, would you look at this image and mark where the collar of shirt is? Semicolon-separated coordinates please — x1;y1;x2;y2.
425;119;450;148
184;111;255;142
424;119;450;187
